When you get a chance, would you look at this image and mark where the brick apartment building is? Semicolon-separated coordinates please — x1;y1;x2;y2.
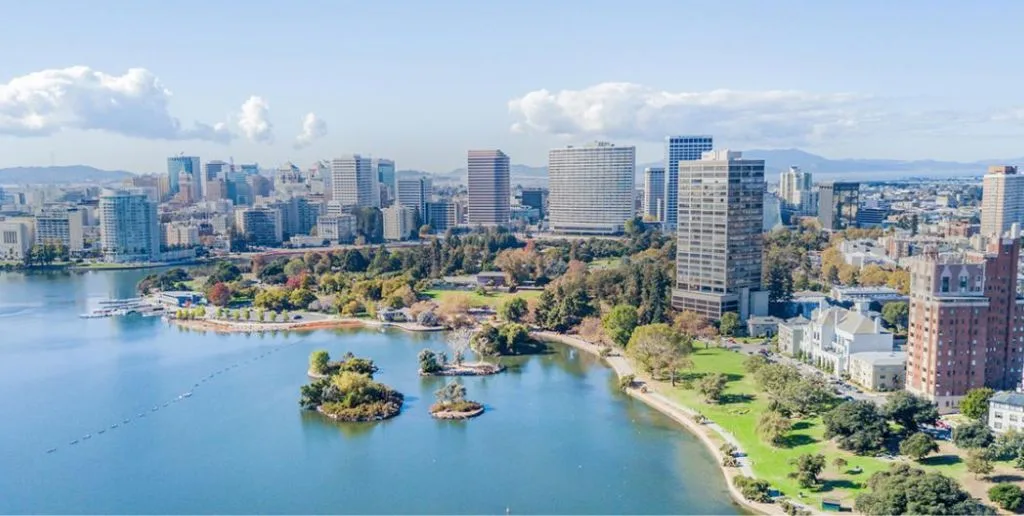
905;231;1024;413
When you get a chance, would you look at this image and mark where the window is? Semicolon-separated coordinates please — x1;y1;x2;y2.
941;277;950;292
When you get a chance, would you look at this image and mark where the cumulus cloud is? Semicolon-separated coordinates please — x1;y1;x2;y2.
508;82;882;145
0;66;233;142
237;95;274;144
293;112;328;149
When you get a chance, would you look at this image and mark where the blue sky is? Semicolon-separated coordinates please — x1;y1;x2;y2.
1;0;1023;173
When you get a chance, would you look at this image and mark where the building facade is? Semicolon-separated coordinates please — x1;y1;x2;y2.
808;305;894;375
99;189;160;263
905;233;1024;412
167;156;201;199
317;214;356;243
778;166;817;215
164;222;201;248
426;202;458;233
331;155;379;209
671;150;767;321
0;218;34;261
374;159;396;206
981;165;1024;238
548;142;635;234
383;205;417;241
989;392;1024;434
663;135;713;231
396;177;432;220
235;207;283;246
520;188;547;219
848;352;907;392
818;182;860;230
467;150;510;226
643;166;665;221
35;206;85;252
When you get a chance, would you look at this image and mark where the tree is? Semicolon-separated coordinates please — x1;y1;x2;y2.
881;301;909;332
882;391;938;434
434;381;466;404
823;400;889;454
418;349;441;374
499;297;528;322
206;282;232;307
673;310;718;341
960;387;995;421
626;324;693;384
832;457;848;472
309;350;330;375
289;288;317;310
855;463;995;515
966;449;994;479
989;484;1024;512
757;410;792;447
602;304;639;347
698;373;728;403
733;476;772;503
954;421;994;449
719;312;740;337
789;453;826;488
900;432;939;461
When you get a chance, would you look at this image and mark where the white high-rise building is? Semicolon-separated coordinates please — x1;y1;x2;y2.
396;177;432;219
35;206;85;252
643;166;666;221
383;205;417;241
548;142;635;234
778;166;817;215
331;155;379;209
99;189;160;263
981;165;1024;238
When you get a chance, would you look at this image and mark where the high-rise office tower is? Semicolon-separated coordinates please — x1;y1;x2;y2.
374;159;396;206
981;165;1024;238
643;166;666;221
906;230;1024;412
203;160;228;199
671;150;767;321
467;150;510;226
425;202;458;232
35;206;85;252
396;177;432;220
520;188;547;219
331;155;379;209
167;156;200;199
663;135;713;231
548;142;635;234
98;189;160;263
817;182;860;230
383;205;418;241
234;207;283;246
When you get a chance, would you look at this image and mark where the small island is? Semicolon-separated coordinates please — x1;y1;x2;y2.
300;351;403;422
417;328;505;376
429;381;484;420
308;350;379;379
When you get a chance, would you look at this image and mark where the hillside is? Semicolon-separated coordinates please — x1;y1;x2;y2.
0;166;135;185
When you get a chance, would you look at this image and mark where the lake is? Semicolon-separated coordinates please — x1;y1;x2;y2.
0;269;736;514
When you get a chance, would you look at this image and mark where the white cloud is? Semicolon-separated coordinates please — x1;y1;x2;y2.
293;112;327;149
237;95;273;144
508;82;880;145
0;66;232;142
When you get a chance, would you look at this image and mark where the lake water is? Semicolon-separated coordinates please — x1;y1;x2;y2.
0;269;736;514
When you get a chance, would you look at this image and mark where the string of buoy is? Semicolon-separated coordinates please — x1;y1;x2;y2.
45;335;307;455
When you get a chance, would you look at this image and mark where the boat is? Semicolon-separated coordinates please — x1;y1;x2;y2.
46;448;56;454
83;434;91;440
97;429;105;434
183;392;192;398
111;424;118;429
70;440;78;445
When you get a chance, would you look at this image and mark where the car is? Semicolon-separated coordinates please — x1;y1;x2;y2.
292;314;303;320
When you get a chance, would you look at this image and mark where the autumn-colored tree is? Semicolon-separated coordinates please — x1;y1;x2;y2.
206;282;232;307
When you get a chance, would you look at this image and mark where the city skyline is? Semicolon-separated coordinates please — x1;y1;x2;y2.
3;1;1024;174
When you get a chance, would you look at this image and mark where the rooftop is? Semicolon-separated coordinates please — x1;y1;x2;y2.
991;391;1024;408
850;351;906;366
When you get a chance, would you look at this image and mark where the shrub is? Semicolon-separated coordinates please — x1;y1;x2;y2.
733;475;772;503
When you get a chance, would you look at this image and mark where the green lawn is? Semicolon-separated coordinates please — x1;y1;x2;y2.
660;347;970;508
422;288;541;309
587;257;620;270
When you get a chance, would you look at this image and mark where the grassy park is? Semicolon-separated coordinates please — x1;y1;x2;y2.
658;347;983;508
422;288;541;309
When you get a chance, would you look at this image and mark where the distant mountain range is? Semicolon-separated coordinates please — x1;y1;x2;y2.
4;149;1018;186
0;165;134;185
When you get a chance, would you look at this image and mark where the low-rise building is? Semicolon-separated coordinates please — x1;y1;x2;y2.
0;217;34;260
830;286;907;305
839;239;896;268
778;316;811;357
317;214;356;243
989;392;1024;434
746;315;783;338
164;222;201;248
383;205;417;241
809;305;894;375
848;351;906;392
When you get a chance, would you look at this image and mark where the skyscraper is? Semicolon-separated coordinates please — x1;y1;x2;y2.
167;156;200;199
671;150;767;321
778;166;817;216
374;159;396;206
905;231;1024;412
981;165;1024;238
331;155;379;209
817;182;860;230
643;166;666;221
467;150;510;226
203;160;228;200
396;177;432;220
663;135;713;231
548;142;635;234
99;189;160;263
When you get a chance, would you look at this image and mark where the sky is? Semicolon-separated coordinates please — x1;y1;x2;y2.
2;0;1024;174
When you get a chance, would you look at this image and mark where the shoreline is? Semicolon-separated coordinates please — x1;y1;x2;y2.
532;331;787;516
170;316;445;334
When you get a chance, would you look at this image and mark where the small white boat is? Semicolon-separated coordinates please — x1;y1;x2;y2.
183;392;192;398
83;434;91;440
